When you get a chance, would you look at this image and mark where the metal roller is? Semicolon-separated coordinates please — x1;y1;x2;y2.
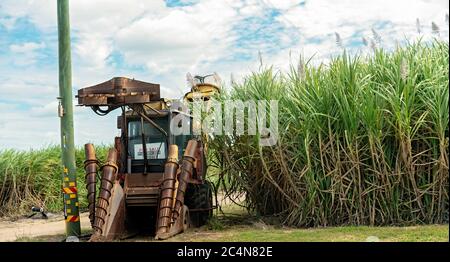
83;143;98;228
172;140;197;223
92;148;118;235
155;145;179;238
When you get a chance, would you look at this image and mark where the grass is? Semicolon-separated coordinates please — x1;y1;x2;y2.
0;41;448;230
173;225;449;242
172;207;449;242
209;40;449;227
15;225;449;242
15;228;92;242
0;145;109;217
13;209;449;242
15;235;66;242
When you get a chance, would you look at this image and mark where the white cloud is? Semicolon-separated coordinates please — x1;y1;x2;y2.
280;0;449;49
0;102;119;149
8;41;46;65
238;1;264;16
68;0;168;70
30;100;59;117
0;72;57;105
0;16;17;30
0;0;448;149
74;34;112;69
262;0;304;10
10;42;45;53
115;1;238;74
0;0;56;31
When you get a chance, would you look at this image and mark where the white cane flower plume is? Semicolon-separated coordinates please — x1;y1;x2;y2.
416;18;421;34
370;38;377;51
186;72;195;88
289;50;294;69
213;72;222;87
432;22;440;36
372;28;382;44
258;50;263;68
298;54;306;81
362;37;368;46
400;58;409;82
230;73;236;86
335;32;342;48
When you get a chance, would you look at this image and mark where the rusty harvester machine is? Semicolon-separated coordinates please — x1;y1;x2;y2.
77;75;220;241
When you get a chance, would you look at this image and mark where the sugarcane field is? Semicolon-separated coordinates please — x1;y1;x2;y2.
0;0;448;260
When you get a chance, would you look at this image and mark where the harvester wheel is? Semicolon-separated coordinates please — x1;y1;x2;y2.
182;205;190;232
185;181;213;227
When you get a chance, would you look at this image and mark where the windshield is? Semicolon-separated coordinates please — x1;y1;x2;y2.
128;118;167;160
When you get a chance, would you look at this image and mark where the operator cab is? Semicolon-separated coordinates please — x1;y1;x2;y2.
123;103;192;174
127;117;168;173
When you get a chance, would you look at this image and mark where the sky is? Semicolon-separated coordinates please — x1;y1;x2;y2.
0;0;448;149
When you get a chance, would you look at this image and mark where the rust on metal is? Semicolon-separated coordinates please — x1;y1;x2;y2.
157;205;189;240
114;136;123;173
92;148;118;235
125;173;164;187
83;143;98;228
172;140;197;223
195;141;205;181
77;77;161;106
124;187;160;206
100;181;126;241
155;145;179;238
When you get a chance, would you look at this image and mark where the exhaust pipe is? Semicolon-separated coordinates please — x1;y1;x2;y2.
84;143;98;228
92;148;118;236
155;145;179;239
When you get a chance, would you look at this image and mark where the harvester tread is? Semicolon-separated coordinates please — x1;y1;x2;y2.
185;181;213;227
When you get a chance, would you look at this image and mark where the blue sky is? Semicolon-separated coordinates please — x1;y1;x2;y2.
0;0;448;149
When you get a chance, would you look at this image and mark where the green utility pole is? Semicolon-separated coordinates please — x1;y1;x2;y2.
57;0;81;237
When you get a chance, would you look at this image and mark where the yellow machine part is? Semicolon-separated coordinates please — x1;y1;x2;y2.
184;83;220;102
146;99;170;110
123;100;170;118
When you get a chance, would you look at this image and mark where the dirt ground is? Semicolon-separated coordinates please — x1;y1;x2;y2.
0;212;91;242
0;198;448;242
0;195;242;242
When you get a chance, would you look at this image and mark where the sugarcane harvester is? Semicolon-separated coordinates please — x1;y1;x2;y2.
77;76;218;241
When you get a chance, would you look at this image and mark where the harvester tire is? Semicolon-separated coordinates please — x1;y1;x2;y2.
185;181;213;227
182;205;190;232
